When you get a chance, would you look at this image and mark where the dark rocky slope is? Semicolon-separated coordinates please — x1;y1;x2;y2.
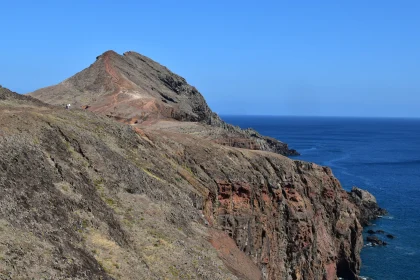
0;86;381;279
28;51;297;156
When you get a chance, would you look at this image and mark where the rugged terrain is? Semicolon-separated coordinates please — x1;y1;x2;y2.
348;187;387;227
1;51;383;280
29;50;298;156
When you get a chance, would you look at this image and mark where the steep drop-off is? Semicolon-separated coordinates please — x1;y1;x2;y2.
1;84;379;279
29;51;298;156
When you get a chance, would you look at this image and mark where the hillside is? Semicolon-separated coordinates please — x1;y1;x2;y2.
0;85;384;279
29;51;298;156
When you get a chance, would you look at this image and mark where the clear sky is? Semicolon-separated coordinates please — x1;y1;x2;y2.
1;0;419;117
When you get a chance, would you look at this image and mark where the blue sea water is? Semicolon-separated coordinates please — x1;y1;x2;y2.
222;115;420;280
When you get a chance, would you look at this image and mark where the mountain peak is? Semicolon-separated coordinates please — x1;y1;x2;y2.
96;50;120;60
103;49;119;56
30;50;213;123
28;50;298;156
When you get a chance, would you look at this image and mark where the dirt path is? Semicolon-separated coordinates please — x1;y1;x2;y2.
103;52;123;106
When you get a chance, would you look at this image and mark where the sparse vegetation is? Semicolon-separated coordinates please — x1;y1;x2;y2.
0;48;368;280
141;167;164;182
169;265;180;277
104;197;115;206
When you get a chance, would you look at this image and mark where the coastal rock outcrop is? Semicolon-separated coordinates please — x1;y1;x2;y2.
348;187;387;226
366;236;387;246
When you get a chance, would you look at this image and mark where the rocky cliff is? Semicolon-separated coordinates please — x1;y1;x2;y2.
29;51;297;156
0;85;380;279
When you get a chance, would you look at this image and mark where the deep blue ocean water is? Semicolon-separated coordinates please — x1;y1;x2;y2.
222;115;420;280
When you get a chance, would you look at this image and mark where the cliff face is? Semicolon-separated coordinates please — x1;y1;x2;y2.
28;51;298;156
145;128;364;280
0;86;368;279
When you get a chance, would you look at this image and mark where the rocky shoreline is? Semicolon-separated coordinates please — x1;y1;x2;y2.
348;187;390;248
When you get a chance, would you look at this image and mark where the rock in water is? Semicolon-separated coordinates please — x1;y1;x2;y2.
366;235;388;246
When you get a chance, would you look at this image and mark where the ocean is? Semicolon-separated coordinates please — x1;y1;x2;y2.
222;115;420;280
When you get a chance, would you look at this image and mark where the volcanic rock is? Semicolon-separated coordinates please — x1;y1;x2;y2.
366;235;387;246
348;187;387;226
1;50;384;279
1;84;366;279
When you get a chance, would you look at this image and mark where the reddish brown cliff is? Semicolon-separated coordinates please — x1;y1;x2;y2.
145;128;365;279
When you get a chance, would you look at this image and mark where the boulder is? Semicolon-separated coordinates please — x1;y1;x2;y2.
366;235;387;246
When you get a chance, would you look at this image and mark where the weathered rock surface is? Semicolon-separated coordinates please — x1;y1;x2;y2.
29;51;298;156
366;236;387;246
348;187;387;226
0;85;376;279
1;90;237;279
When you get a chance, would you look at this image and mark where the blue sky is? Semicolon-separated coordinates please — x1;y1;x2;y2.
1;0;419;117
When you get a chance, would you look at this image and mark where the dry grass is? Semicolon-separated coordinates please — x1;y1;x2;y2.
86;230;122;276
54;181;82;202
141;167;165;182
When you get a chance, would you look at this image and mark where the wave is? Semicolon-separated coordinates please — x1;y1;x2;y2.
394;246;419;256
323;154;351;167
363;159;420;166
338;169;374;187
300;147;317;153
359;277;374;280
381;215;394;220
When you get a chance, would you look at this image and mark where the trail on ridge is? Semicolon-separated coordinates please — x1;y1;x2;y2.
103;52;123;106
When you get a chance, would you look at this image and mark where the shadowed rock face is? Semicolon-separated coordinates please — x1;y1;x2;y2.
28;51;298;156
0;87;375;279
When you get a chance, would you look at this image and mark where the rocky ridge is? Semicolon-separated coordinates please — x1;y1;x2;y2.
29;51;298;156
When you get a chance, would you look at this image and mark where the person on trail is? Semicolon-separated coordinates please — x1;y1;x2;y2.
65;104;71;109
